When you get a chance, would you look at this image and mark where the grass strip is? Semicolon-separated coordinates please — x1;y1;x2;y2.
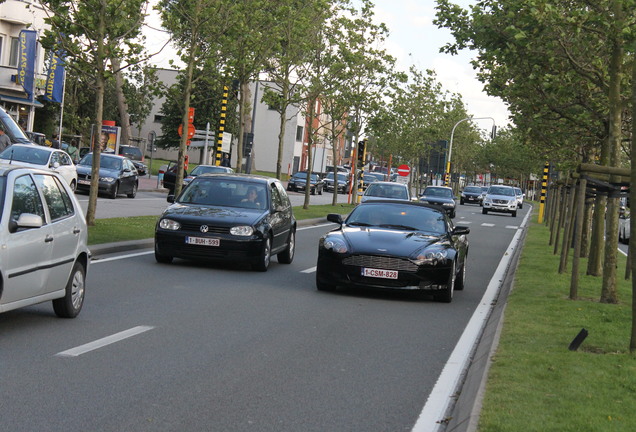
479;211;636;431
87;203;356;245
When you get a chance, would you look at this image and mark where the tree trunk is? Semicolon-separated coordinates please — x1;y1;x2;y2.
112;57;131;146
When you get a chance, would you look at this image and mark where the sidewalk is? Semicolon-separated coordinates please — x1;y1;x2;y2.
138;174;167;193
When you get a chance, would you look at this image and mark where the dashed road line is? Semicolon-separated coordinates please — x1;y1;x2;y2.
56;326;155;357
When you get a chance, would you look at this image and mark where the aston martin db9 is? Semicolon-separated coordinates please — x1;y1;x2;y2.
316;200;469;302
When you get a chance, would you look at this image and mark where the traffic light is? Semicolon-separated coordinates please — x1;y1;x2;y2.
356;140;366;169
491;125;497;140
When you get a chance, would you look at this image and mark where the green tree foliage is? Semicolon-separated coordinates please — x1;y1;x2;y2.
39;0;148;225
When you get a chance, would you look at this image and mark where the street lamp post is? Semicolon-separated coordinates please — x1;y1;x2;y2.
445;116;496;186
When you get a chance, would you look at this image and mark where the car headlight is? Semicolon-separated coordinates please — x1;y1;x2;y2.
100;176;116;182
442;202;454;207
484;197;492;204
230;226;254;236
159;218;181;230
412;248;449;265
322;237;348;253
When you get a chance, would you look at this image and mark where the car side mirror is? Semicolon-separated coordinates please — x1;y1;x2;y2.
167;194;175;203
327;213;343;224
452;226;470;236
9;213;44;233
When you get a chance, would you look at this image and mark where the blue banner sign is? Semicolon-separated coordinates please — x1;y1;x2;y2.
43;52;65;103
17;30;37;100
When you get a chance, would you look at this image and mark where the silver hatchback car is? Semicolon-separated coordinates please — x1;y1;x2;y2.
0;164;90;317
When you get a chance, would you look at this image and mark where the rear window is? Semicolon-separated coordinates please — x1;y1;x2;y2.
120;147;142;160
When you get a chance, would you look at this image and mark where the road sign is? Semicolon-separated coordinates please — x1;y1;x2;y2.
397;164;410;177
178;123;195;139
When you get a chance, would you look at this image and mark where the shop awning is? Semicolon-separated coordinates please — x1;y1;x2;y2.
0;94;44;107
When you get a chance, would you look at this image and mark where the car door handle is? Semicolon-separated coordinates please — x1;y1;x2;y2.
73;227;81;234
45;235;54;243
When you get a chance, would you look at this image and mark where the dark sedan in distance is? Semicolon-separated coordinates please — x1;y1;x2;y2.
460;185;483;205
316;200;469;302
286;171;324;195
419;186;457;218
75;153;138;199
323;172;350;194
155;174;296;271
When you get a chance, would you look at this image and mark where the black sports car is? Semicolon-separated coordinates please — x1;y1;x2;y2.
155;174;296;271
286;171;324;195
316;200;469;302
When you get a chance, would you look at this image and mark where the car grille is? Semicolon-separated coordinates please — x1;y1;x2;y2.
343;255;418;272
180;223;230;234
492;199;509;204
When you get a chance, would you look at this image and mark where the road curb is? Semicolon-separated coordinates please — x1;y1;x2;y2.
89;216;328;258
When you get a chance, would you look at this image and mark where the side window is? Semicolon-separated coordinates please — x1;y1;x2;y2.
11;174;45;222
34;174;74;221
59;152;72;166
50;152;60;166
275;182;291;208
270;183;283;209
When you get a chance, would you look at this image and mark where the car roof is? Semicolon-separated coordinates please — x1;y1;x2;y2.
196;173;277;184
8;143;55;152
0;162;60;177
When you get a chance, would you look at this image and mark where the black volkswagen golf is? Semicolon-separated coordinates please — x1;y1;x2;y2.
154;174;296;271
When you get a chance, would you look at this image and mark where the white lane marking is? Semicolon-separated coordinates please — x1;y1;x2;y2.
56;326;155;357
298;222;334;231
505;225;519;229
301;266;317;273
481;223;495;227
461;221;472;224
412;206;532;432
91;250;154;263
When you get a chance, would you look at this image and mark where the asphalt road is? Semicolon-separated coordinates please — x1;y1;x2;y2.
0;202;527;431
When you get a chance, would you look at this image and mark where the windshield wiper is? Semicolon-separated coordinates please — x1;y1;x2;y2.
380;224;419;230
348;221;372;227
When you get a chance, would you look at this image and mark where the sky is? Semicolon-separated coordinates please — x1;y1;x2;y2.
144;0;510;133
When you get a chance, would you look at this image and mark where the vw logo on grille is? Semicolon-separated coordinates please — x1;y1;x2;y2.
200;225;209;233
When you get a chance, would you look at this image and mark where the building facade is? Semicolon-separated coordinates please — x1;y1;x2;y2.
0;0;49;130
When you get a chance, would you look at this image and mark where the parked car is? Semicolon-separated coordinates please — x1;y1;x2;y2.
316;200;470;302
155;174;296;271
460;185;484;205
323;172;350;194
75;153;138;199
482;185;518;217
0;164;89;317
161;161;182;194
183;164;234;187
0;143;78;191
286;171;324;195
361;181;410;202
514;187;524;209
26;131;47;146
419;186;457;218
118;145;148;176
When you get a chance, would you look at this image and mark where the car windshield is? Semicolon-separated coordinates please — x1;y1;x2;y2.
464;186;482;193
0;145;50;165
179;178;268;210
489;186;514;196
0;109;30;144
293;172;318;181
326;173;347;181
424;187;452;198
78;154;122;170
347;204;446;234
190;165;233;176
365;183;408;199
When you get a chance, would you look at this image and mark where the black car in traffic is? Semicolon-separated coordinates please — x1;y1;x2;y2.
155;174;296;271
419;186;457;218
76;153;138;199
460;185;483;205
316;200;470;302
286;171;324;195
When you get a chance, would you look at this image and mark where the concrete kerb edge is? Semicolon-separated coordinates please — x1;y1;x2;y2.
89;216;327;258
